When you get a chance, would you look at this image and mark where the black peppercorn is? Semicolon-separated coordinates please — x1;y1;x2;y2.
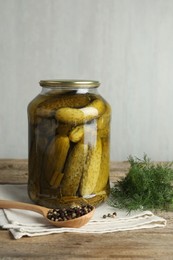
47;204;94;222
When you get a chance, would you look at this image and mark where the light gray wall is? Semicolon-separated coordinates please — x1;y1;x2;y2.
1;0;173;161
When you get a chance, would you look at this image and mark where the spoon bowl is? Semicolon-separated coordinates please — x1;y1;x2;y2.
0;199;95;228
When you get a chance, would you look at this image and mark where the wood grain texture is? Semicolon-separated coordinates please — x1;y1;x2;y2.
0;159;129;184
0;159;173;259
0;159;28;183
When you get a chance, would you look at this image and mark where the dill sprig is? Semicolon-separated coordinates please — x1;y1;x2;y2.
109;155;173;211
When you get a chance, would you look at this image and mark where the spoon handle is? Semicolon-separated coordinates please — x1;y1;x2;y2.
0;199;46;216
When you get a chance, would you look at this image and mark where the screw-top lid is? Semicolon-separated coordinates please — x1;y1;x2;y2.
39;80;100;88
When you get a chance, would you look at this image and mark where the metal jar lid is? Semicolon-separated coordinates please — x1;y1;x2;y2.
39;80;100;88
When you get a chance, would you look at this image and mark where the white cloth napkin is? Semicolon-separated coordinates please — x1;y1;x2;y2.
0;184;166;239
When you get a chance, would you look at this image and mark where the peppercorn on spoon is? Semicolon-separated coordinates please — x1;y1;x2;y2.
0;199;95;228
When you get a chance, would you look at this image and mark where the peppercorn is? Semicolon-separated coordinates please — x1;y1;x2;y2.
102;211;117;219
47;204;94;222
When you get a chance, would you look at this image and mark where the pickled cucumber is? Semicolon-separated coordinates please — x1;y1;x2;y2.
37;94;91;118
69;125;84;143
28;94;51;124
79;137;102;196
97;104;111;138
56;98;106;125
43;135;70;183
60;141;88;196
93;138;110;193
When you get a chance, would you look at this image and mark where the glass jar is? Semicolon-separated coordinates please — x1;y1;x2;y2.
27;80;111;208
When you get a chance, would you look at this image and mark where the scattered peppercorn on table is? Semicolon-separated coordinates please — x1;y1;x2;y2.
0;159;173;259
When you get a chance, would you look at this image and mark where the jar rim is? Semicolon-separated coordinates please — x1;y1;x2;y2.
39;80;100;88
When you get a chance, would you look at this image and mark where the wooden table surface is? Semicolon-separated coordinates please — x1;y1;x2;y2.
0;159;173;259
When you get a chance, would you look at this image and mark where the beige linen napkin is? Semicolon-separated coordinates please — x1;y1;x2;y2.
0;185;166;239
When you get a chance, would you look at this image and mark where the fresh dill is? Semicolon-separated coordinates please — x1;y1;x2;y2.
109;154;173;212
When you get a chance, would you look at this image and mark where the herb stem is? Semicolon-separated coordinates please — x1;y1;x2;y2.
109;155;173;212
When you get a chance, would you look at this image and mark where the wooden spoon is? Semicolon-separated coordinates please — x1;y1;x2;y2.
0;199;95;228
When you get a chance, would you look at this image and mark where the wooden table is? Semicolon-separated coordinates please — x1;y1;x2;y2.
0;159;173;259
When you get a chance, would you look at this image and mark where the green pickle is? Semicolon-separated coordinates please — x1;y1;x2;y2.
27;80;111;208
